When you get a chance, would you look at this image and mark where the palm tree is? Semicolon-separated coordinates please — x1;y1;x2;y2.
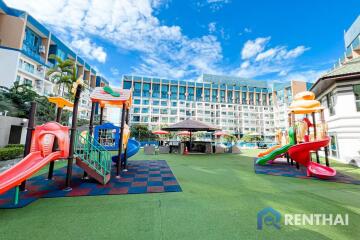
46;54;77;99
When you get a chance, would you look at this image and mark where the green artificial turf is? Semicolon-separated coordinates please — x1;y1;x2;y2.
0;150;359;240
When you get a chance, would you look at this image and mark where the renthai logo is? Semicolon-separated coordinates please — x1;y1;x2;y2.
257;207;281;230
257;207;349;230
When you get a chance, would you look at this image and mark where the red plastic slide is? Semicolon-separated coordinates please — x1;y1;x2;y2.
287;137;336;179
0;151;62;194
0;122;70;194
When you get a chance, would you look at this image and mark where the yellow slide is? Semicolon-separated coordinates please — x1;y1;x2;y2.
257;145;281;157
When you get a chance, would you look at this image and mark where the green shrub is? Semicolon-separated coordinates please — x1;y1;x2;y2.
4;144;25;148
0;147;24;161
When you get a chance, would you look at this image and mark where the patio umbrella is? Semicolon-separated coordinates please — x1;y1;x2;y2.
152;130;169;135
213;131;231;137
162;119;220;152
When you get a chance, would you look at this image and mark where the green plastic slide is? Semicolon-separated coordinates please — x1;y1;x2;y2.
256;127;295;165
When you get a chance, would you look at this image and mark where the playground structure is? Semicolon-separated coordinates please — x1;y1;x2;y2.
86;86;140;179
256;91;336;179
0;82;140;205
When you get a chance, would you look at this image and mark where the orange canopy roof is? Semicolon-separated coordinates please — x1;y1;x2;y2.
90;87;132;109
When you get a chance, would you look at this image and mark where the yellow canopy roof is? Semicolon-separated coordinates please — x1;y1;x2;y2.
48;97;74;109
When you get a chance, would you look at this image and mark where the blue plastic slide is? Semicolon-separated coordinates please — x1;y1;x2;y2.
111;139;140;163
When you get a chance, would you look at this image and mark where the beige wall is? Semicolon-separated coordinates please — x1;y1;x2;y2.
0;14;25;49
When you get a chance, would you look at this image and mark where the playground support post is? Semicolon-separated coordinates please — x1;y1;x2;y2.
122;108;130;169
88;102;97;136
117;103;126;177
312;112;320;163
48;106;62;180
100;106;104;125
287;113;293;165
20;101;36;191
291;112;300;169
65;85;82;190
320;110;330;167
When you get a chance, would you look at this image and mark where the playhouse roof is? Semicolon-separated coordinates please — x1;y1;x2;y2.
90;87;132;108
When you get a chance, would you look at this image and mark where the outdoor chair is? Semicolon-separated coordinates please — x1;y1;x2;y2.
159;146;170;154
144;145;156;155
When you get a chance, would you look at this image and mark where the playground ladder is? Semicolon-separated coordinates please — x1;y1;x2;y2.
74;131;112;184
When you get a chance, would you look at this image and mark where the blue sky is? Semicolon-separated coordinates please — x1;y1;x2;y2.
6;0;360;85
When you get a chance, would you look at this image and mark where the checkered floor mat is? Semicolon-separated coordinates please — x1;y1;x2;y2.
0;160;182;209
254;158;360;185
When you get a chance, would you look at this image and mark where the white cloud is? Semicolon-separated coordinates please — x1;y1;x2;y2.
110;67;120;76
196;0;231;12
240;61;250;69
71;37;107;63
244;27;252;33
6;0;222;79
6;0;314;82
241;37;270;59
281;69;325;83
255;48;278;61
234;36;311;79
281;46;310;59
208;22;217;33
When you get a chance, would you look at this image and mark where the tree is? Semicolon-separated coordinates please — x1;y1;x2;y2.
224;135;238;144
46;54;77;100
130;124;158;141
0;82;39;118
240;134;263;142
0;82;69;124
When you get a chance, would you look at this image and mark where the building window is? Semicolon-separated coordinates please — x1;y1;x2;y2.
227;90;233;103
152;84;160;98
196;87;203;101
326;91;336;116
161;84;169;99
170;85;178;100
143;83;150;97
23;78;33;87
353;84;360;112
133;82;141;97
204;88;210;101
188;87;194;101
212;89;218;102
179;86;186;100
123;81;132;89
220;90;225;102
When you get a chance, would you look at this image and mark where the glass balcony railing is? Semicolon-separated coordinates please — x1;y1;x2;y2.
22;44;46;65
18;62;45;78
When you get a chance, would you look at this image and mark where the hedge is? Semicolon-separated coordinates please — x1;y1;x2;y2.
4;144;25;148
0;147;24;161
